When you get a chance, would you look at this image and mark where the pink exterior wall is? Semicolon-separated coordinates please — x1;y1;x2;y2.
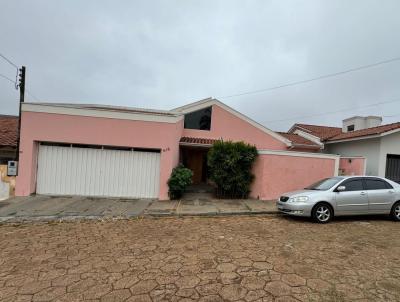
251;154;337;200
16;111;183;199
339;157;365;176
183;105;288;150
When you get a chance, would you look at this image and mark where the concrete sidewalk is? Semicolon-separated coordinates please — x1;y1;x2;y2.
0;195;278;222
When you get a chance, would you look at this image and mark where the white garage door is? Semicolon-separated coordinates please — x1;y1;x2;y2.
36;144;160;198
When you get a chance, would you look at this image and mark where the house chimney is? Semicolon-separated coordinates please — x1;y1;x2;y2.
342;116;382;133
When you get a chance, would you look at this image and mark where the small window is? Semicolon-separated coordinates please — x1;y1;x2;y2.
341;179;364;191
184;107;212;130
347;125;355;132
364;179;393;190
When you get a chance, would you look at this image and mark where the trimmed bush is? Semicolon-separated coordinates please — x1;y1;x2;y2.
208;141;258;198
167;164;193;199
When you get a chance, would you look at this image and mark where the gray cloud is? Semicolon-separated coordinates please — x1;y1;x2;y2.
1;0;400;131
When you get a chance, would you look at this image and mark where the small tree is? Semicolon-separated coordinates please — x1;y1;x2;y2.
167;164;193;200
208;141;258;198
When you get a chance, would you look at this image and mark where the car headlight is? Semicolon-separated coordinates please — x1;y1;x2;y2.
288;196;309;203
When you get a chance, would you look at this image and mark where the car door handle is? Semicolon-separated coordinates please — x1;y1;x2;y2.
360;191;367;195
389;190;395;194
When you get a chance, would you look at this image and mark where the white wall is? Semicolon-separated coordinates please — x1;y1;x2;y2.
325;138;381;176
326;132;400;177
378;131;400;176
0;180;10;200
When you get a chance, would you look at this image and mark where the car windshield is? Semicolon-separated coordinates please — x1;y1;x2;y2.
305;177;344;191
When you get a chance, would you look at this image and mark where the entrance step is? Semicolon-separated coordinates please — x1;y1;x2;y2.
185;184;214;194
182;192;214;201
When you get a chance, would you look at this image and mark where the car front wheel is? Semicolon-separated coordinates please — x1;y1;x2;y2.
391;202;400;221
312;203;333;223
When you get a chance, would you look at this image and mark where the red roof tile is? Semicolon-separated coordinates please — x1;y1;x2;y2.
328;122;400;141
291;124;342;140
277;132;320;148
292;121;400;142
0;115;18;147
180;136;219;145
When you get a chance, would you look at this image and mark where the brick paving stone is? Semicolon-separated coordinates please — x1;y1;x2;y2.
100;289;132;302
281;274;306;287
83;284;112;300
18;281;51;295
220;284;248;301
175;275;200;288
264;281;292;297
195;282;222;296
126;294;152;302
130;280;157;295
113;276;140;289
32;286;66;301
0;216;399;301
241;276;266;290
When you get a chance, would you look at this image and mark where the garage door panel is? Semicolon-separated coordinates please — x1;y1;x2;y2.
36;145;160;198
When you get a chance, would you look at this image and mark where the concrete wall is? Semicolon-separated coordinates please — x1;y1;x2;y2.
0;165;15;200
251;151;339;200
326;138;381;176
15;111;184;200
182;105;288;150
339;157;366;176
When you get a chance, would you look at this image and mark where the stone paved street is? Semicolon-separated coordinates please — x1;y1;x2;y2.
0;216;399;301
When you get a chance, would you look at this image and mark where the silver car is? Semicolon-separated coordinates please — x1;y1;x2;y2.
277;176;400;223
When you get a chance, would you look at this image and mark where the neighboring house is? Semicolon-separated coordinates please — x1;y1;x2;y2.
0;115;18;199
288;116;400;183
15;98;341;200
0;115;18;164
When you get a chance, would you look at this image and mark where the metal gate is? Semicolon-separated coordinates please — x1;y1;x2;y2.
36;144;160;198
385;154;400;184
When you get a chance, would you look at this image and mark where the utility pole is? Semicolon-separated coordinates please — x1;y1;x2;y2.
15;66;25;169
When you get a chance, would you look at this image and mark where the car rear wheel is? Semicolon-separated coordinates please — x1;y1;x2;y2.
390;202;400;221
312;203;333;223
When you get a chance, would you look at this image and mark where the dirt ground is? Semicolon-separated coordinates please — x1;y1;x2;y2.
0;216;399;301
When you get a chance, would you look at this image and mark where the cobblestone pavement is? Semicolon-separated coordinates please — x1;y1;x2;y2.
0;216;399;301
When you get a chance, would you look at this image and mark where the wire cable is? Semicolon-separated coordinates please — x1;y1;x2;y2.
1;72;41;101
0;52;19;69
0;73;16;84
264;98;400;124
219;56;400;99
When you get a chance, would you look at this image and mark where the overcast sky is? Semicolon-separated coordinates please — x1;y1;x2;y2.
1;0;400;131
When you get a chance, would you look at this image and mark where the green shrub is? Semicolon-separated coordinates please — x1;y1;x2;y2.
167;164;193;199
208;141;258;198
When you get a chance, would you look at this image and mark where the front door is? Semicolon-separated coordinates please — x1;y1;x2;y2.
335;178;369;214
182;148;208;184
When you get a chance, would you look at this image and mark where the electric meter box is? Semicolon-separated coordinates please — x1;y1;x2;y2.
7;161;18;176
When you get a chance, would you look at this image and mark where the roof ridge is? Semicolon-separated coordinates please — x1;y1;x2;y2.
327;121;400;141
0;114;18;118
296;123;341;129
331;121;400;136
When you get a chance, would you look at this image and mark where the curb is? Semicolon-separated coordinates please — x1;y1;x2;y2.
0;211;281;223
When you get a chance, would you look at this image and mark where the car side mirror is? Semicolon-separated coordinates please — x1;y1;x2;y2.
337;186;346;192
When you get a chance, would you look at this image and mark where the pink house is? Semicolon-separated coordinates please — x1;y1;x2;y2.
16;98;345;200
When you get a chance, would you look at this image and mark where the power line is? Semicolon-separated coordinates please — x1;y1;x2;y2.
0;73;16;84
1;72;41;101
265;98;400;124
0;52;18;69
383;113;400;118
25;89;41;102
219;56;400;99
